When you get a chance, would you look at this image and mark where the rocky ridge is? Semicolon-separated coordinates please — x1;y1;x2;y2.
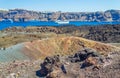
1;9;120;22
0;36;119;62
2;24;120;43
23;37;119;60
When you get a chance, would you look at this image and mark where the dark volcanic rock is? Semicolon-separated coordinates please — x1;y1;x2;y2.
2;24;120;43
58;25;120;43
39;55;61;77
69;48;101;63
38;48;108;78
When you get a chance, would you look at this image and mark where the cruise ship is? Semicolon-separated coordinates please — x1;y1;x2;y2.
55;20;69;24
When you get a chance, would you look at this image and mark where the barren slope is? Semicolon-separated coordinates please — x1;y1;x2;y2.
23;37;119;60
0;36;119;62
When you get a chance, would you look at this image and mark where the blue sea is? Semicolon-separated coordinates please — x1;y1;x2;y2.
0;21;120;30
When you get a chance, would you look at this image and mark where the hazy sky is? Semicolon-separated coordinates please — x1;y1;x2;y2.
0;0;120;12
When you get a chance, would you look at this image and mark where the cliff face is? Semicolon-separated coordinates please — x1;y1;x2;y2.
0;9;120;22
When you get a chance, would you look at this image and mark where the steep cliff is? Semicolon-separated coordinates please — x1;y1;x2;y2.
0;9;120;22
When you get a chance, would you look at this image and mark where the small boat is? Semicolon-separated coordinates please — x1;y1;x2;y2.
1;19;13;23
55;20;69;24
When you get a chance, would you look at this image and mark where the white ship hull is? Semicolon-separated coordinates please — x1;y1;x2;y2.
55;20;69;24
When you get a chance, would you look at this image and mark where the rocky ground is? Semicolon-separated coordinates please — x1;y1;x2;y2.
0;25;120;78
0;60;41;78
39;48;120;78
0;48;120;78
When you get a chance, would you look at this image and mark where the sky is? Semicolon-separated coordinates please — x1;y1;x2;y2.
0;0;120;12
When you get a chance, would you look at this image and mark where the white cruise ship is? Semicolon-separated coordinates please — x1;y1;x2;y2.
55;20;69;24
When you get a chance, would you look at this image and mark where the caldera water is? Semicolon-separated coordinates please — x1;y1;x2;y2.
0;21;120;30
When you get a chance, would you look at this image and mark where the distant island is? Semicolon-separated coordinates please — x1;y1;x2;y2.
0;9;120;22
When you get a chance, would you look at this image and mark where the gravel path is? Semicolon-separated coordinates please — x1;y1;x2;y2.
0;43;29;62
